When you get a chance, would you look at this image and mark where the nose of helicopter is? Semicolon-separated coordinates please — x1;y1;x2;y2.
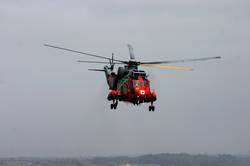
134;87;146;97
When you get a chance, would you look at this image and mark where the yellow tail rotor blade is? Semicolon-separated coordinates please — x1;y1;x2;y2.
140;64;193;71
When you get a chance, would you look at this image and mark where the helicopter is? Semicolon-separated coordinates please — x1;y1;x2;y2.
44;44;221;111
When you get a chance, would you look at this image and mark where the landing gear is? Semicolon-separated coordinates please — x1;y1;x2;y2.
149;102;155;112
149;106;155;111
110;100;118;110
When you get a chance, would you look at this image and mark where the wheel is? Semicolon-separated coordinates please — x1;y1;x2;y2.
110;104;114;110
149;105;155;112
152;106;155;112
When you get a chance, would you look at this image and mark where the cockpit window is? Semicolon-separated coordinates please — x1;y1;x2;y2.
133;81;138;86
144;81;149;87
139;81;143;87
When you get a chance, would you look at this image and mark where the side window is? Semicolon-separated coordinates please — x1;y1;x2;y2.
144;81;149;87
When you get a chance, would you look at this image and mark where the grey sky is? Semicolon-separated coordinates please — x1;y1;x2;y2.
0;0;250;157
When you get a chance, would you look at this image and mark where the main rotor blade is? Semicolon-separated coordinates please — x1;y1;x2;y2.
127;44;135;60
44;44;127;63
140;56;221;65
140;64;193;71
77;60;123;64
88;69;105;71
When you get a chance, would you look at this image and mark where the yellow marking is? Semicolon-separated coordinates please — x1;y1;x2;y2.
140;64;193;71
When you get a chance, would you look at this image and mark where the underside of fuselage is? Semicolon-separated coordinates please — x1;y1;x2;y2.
108;95;156;111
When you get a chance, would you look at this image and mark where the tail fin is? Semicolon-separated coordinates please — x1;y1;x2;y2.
127;44;135;60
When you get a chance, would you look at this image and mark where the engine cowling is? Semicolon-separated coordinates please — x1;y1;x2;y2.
117;67;125;78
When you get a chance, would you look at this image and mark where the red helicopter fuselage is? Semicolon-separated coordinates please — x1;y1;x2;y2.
106;67;156;106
